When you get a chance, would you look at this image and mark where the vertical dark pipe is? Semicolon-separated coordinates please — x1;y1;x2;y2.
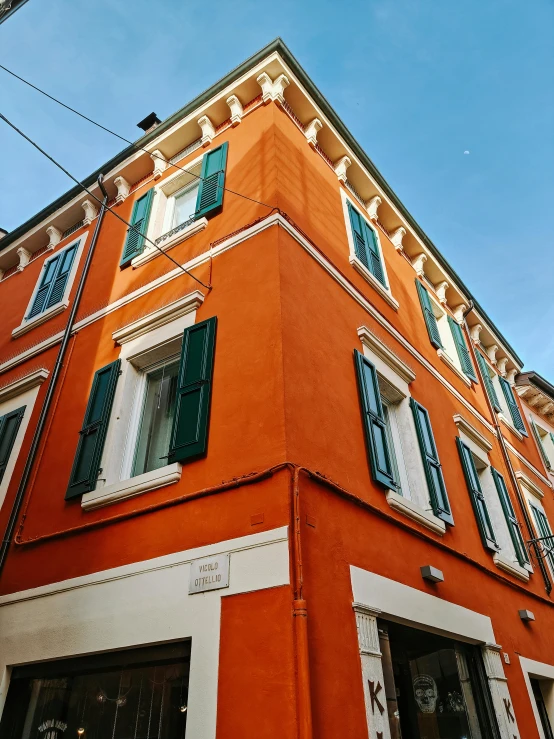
0;175;109;577
461;302;552;593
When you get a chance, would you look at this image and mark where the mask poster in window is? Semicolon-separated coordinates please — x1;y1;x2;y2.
413;674;438;714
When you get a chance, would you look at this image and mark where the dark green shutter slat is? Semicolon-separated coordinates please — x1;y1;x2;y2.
0;406;25;485
44;243;78;310
476;351;501;412
27;254;61;318
347;202;387;286
354;350;396;490
65;360;120;499
415;280;442;349
491;468;529;566
531;505;554;572
410;398;453;524
195;143;228;219
531;420;551;469
499;376;527;435
120;188;155;267
168;317;216;463
456;437;498;551
448;316;477;381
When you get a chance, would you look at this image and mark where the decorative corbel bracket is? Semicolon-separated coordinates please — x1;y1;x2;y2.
435;281;450;306
506;368;518;386
412;253;427;277
304;118;322;149
226;95;244;127
81;200;98;226
114;176;131;205
452;303;468;323
16;246;31;272
496;357;508;376
390;226;406;253
151;150;167;180
365;195;382;222
485;344;498;365
198;115;216;147
46;226;62;251
470;323;482;343
334;155;351;184
256;72;290;106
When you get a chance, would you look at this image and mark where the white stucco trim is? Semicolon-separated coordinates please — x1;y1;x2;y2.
0;378;46;511
131;217;208;268
0;368;48;403
493;551;530;582
0;526;290;737
499;412;524;441
517;470;545;500
82;462;182;510
453;413;493;453
112;291;204;344
385;489;446;535
11;234;88;339
357;326;416;386
438;348;472;386
350;565;496;644
520;656;554;739
505;440;552;488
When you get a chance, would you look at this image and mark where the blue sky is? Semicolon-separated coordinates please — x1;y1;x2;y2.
1;0;553;375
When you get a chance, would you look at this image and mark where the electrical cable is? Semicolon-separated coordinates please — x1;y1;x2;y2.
0;62;276;211
0;112;212;290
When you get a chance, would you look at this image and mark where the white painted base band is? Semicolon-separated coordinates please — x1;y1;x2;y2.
0;526;290;739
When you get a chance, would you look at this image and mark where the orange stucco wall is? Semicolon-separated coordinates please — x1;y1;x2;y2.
1;98;553;738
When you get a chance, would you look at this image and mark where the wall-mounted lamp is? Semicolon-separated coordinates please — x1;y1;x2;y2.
421;565;444;583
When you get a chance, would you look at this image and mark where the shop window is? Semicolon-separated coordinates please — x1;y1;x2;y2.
0;643;190;739
531;678;554;739
379;619;499;739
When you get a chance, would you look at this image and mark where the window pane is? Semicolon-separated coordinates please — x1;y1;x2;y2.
172;184;199;228
0;646;190;739
133;361;179;476
382;403;401;494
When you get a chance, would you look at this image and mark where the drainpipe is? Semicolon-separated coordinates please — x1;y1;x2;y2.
0;175;109;577
461;302;552;593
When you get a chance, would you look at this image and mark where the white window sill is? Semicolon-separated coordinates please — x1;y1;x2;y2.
131;217;208;268
498;413;524;441
81;463;182;511
493;551;530;582
349;255;399;311
437;349;471;387
386;490;446;536
12;301;68;339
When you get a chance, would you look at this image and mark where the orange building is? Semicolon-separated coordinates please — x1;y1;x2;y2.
1;39;554;739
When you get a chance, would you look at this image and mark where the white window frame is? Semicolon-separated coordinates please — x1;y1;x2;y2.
357;325;446;536
521;479;554;579
81;292;204;510
341;190;399;311
0;369;49;511
12;234;87;338
531;414;554;470
132;159;206;269
520;656;554;739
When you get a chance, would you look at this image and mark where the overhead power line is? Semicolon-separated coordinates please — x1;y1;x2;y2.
0;112;212;290
0;62;275;211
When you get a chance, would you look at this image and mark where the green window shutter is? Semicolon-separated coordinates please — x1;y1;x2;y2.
28;243;79;319
65;360;120;499
168;317;217;464
491;468;529;566
44;242;78;310
354;350;396;490
195;142;228;219
531;505;554;572
456;437;498;551
415;280;442;350
0;406;25;485
410;398;453;524
120;188;155;267
499;376;527;435
531;420;551;470
475;351;501;412
347;202;386;286
447;316;477;381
